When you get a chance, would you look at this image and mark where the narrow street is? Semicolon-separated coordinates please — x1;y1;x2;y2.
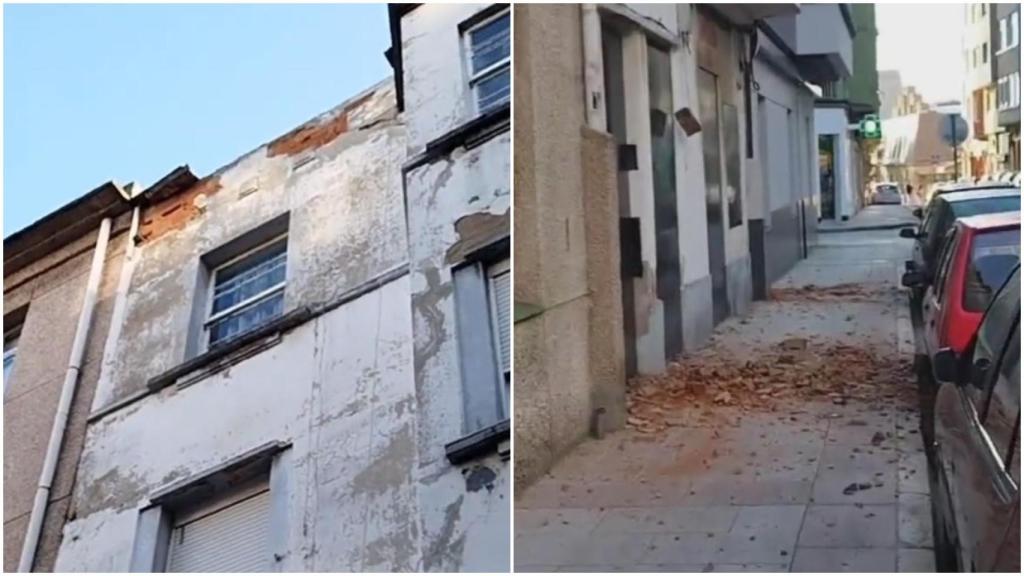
514;205;935;572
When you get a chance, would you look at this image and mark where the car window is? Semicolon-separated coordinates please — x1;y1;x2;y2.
963;229;1022;312
927;205;955;256
951;195;1021;219
981;319;1020;471
975;267;1020;360
934;228;959;302
921;200;944;241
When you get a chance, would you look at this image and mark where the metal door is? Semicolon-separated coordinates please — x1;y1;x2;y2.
698;68;728;324
648;44;683;359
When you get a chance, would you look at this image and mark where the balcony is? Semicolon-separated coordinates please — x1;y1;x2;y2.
764;4;854;84
711;3;799;27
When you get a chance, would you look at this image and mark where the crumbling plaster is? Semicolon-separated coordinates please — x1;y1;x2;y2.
404;132;511;572
92;83;408;412
58;277;420;572
399;5;511;569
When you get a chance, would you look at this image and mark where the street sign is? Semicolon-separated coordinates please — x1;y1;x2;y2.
859;114;881;140
941;114;968;147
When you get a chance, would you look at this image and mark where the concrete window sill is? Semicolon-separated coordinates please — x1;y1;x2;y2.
445;419;510;465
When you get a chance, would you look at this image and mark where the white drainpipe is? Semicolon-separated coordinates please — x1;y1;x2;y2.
17;217;113;572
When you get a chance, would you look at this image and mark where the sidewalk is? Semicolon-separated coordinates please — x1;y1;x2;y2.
817;205;919;234
514;228;933;572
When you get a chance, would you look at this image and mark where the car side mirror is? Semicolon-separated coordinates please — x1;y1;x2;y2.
901;270;925;288
932;348;959;383
899;228;919;239
970;358;992;389
912;207;923;219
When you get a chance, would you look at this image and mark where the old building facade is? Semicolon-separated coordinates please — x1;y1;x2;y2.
513;3;852;487
5;4;509;573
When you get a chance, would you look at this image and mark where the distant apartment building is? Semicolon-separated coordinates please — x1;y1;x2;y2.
815;3;880;221
962;2;999;179
878;69;903;120
513;3;852;486
4;4;509;572
993;3;1020;171
895;86;930;117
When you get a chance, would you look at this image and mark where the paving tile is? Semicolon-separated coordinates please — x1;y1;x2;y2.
897;547;936;572
515;565;560;573
715;505;805;563
791;547;896;572
798;504;897;548
686;478;814;506
514;532;593;567
515;508;604;537
897;452;930;495
897;492;933;548
563;531;658;567
593;506;737;534
644;532;726;564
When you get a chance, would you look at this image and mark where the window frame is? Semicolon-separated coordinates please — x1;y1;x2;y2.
129;443;291;573
463;7;511;116
203;233;288;349
934;228;959;303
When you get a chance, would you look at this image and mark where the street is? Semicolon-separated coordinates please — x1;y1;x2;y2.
514;205;936;572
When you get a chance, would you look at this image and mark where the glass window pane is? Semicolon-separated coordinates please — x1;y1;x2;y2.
470;13;509;74
209;291;284;346
475;67;510;113
964;230;1021;312
212;241;287;314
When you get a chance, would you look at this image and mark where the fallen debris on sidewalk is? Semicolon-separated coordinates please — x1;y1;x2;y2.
626;338;916;434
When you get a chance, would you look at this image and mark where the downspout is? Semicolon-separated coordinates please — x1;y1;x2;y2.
17;217;113;572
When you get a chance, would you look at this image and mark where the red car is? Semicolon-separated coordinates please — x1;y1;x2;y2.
919;211;1021;360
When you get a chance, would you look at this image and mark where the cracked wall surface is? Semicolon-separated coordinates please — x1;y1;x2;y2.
401;4;512;571
54;82;431;571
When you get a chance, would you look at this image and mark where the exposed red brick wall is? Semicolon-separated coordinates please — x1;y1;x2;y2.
138;176;222;242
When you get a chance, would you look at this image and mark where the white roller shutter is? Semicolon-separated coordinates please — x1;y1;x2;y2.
489;264;511;375
167;488;271;572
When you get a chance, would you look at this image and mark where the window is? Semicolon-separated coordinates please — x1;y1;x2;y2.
487;259;511;410
1013;11;1020;48
452;250;511;436
1000;17;1009;51
963;229;1021;313
3;330;19;395
129;444;289;573
980;320;1019;473
166;480;272;572
206;236;287;347
934;228;959;302
465;9;510;114
982;42;988;63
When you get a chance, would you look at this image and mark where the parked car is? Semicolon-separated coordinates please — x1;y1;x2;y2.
917;212;1021;360
872;182;903;205
900;188;1020;300
928;264;1020;572
923;181;1014;205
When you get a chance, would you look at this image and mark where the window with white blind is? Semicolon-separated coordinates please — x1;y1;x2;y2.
452;250;512;435
488;259;511;416
205;236;287;347
166;481;272;573
465;9;510;114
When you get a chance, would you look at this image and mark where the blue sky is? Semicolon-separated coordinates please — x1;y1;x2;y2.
3;3;391;234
